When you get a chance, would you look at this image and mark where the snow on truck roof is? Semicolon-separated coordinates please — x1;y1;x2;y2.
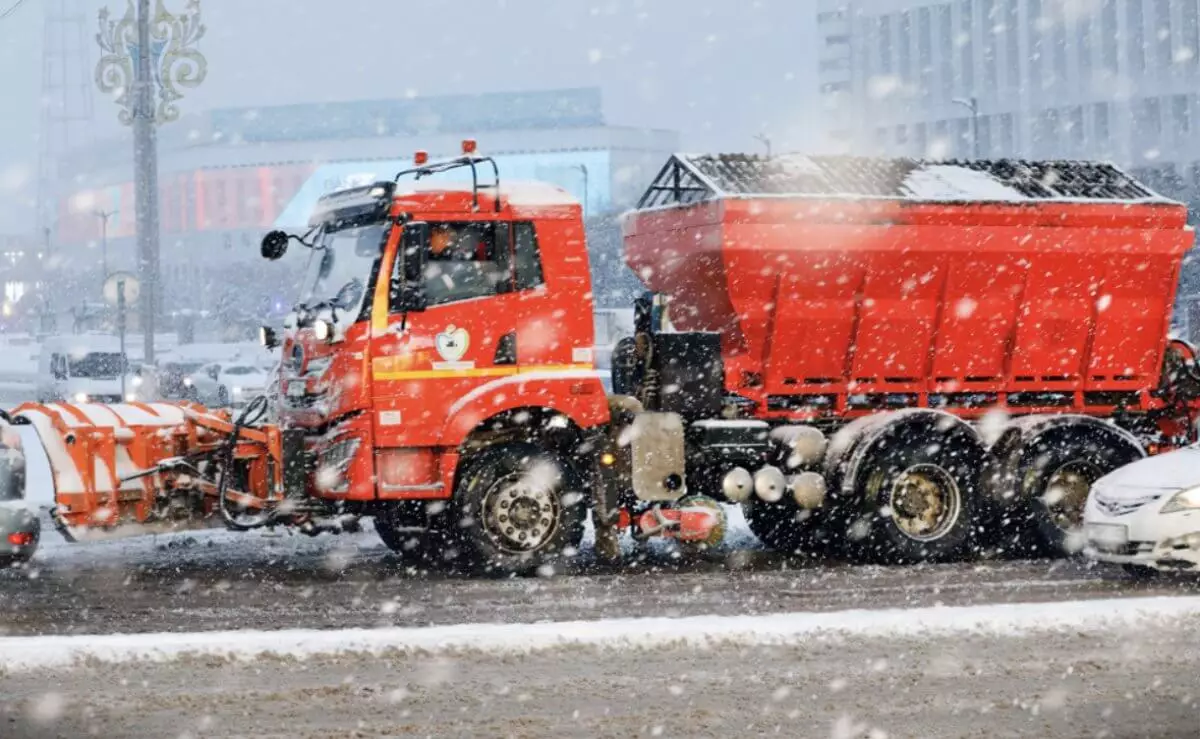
636;153;1176;209
393;179;578;208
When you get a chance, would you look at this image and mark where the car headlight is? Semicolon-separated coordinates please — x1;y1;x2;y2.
232;386;243;395
73;392;89;403
125;393;138;402
183;377;193;387
1161;486;1200;514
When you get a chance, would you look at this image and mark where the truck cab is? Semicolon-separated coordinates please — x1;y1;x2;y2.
261;145;613;569
36;334;139;404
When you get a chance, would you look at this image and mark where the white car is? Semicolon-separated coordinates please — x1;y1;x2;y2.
1083;445;1200;574
185;363;271;408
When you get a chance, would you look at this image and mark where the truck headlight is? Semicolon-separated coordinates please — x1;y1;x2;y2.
313;319;332;342
1161;486;1200;514
73;392;88;403
131;376;143;388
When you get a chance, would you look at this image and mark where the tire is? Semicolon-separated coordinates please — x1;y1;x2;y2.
374;514;453;568
451;442;587;575
1014;425;1143;556
742;498;828;555
846;421;984;564
1123;563;1160;581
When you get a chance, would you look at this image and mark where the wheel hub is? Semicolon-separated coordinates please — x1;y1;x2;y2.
889;464;960;542
482;474;560;553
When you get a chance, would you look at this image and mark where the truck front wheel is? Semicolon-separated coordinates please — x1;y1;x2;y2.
453;442;587;575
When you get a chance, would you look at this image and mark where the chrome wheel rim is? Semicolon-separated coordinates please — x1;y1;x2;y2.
1043;460;1101;532
481;471;561;554
889;463;961;542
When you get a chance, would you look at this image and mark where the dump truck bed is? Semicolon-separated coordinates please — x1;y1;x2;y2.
623;155;1194;418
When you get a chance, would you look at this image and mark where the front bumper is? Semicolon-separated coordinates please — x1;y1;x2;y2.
1083;492;1200;571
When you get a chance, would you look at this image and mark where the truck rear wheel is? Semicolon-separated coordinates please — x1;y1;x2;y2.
1013;425;1143;555
453;442;587;575
848;422;984;563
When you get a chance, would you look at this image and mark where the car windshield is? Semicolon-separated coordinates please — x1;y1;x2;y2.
298;222;387;323
69;352;126;378
223;366;258;376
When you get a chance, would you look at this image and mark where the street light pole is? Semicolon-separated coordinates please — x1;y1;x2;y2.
131;0;161;364
574;164;589;219
97;0;206;364
94;208;117;280
952;96;980;159
754;134;772;158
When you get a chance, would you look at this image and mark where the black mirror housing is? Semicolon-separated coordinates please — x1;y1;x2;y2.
401;221;429;282
261;230;289;260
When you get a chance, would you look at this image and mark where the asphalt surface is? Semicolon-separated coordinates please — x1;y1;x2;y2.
1;522;1197;637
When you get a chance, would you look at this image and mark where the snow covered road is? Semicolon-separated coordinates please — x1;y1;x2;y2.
5;522;1200;736
5;599;1200;738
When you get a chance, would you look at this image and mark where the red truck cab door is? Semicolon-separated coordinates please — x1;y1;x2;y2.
369;215;553;478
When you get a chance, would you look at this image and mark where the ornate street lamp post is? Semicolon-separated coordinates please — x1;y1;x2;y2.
95;0;206;363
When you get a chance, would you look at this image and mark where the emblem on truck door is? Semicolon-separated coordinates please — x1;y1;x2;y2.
433;325;472;370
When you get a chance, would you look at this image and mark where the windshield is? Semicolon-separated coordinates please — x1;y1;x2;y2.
298;222;387;323
223;366;258;376
69;352;127;378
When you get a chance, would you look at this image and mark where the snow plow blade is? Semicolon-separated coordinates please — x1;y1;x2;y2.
6;401;284;540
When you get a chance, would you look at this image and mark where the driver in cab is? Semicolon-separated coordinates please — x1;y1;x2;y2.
422;223;506;305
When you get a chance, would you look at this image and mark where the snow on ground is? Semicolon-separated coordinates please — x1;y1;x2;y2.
3;595;1199;672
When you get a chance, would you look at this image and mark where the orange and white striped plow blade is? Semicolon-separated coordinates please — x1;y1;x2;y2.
9;401;278;540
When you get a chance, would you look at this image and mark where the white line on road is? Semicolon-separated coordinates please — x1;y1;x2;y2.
3;595;1199;672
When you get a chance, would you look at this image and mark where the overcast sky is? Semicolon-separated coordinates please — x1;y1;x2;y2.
0;0;820;231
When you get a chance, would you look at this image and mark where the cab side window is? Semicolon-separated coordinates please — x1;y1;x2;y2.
513;222;544;291
422;222;508;307
51;354;67;380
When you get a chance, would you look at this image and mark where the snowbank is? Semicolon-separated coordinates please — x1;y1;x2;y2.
3;595;1200;672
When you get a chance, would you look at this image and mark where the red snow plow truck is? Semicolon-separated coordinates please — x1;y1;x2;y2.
2;145;1198;572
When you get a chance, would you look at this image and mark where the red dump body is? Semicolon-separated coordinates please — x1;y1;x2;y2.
623;155;1195;420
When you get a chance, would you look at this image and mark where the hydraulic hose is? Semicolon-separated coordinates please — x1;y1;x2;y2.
216;395;274;531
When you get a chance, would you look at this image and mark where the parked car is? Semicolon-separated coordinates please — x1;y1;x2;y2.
186;362;271;408
1083;445;1200;575
158;359;207;399
36;334;141;404
0;423;39;567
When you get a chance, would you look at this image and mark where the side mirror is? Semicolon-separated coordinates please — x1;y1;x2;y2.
261;230;289;261
401;221;429;283
207;366;220;381
259;325;279;349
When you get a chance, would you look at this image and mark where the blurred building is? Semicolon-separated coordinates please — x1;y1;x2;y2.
817;2;1200;179
49;87;678;315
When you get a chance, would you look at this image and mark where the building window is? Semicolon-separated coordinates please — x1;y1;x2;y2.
1100;0;1118;74
981;0;998;90
1028;0;1045;91
1003;0;1019;93
1172;95;1191;135
898;11;913;84
937;4;953;101
1154;0;1172;69
1183;2;1200;64
1094;103;1111;144
1128;0;1146;75
918;7;933;100
958;0;974;95
879;15;893;73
